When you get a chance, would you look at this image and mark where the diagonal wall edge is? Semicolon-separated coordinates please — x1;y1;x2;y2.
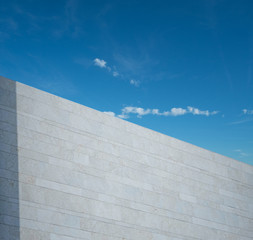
0;76;253;240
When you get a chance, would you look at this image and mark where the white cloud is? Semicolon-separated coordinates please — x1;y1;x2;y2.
118;106;151;118
130;79;140;87
94;58;107;68
242;109;253;115
103;111;116;117
152;109;160;115
170;107;187;116
187;106;218;116
116;106;218;119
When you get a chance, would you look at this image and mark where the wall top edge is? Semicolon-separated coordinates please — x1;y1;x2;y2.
1;75;252;169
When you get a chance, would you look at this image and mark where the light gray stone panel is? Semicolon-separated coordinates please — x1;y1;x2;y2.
0;76;253;239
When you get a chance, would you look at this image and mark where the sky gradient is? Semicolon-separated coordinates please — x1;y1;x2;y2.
1;0;253;165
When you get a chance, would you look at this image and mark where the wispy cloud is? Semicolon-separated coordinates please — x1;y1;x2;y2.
204;1;233;91
18;68;79;97
106;106;219;119
130;79;140;87
113;52;181;86
74;57;93;68
230;118;253;125
242;109;253;115
0;18;18;31
229;109;253;125
7;0;83;38
113;71;119;77
234;149;249;158
53;0;83;38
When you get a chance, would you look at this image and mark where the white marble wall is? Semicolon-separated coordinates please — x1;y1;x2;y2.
1;76;253;240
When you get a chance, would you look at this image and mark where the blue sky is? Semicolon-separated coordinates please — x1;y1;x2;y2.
1;0;253;165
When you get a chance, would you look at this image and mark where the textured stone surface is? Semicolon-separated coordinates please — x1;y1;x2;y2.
1;76;253;239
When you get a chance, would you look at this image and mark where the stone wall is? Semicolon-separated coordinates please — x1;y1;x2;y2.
1;76;253;239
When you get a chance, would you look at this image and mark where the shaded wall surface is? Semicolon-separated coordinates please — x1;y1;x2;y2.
0;78;19;240
0;76;253;240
